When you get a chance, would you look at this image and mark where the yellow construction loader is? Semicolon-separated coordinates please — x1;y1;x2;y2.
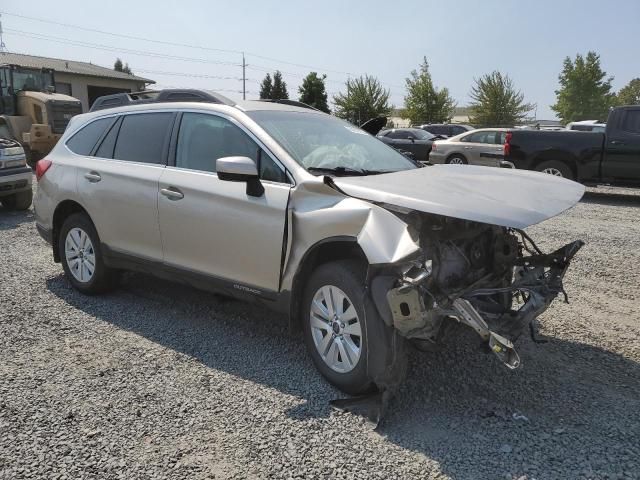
0;64;82;167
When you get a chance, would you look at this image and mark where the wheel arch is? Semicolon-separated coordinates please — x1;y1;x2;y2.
532;151;578;179
288;236;368;332
446;152;468;163
51;200;92;263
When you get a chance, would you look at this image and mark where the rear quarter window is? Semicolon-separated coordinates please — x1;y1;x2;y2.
66;117;114;155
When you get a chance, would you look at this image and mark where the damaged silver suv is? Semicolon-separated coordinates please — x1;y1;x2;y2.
34;90;584;395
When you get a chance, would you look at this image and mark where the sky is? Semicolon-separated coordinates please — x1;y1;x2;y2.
1;0;638;119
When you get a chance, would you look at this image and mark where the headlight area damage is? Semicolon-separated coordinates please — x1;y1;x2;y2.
335;211;583;424
371;213;583;369
292;167;586;424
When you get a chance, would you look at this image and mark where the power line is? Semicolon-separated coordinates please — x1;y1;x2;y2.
134;68;254;82
4;29;242;66
2;12;407;95
0;10;353;76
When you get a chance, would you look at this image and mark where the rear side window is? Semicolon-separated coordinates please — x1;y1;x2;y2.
113;113;174;164
621;110;640;134
66;118;113;155
464;131;497;144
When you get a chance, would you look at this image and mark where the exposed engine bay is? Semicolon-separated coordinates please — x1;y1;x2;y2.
371;210;584;370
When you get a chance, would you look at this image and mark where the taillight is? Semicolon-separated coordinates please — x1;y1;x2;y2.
35;159;52;181
503;132;512;156
431;143;437;151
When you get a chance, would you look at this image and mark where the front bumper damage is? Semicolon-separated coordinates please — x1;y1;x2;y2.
386;238;584;369
333;238;583;427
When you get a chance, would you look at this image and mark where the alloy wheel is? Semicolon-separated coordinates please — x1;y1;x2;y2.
542;167;564;177
449;157;465;165
309;285;362;373
65;227;96;283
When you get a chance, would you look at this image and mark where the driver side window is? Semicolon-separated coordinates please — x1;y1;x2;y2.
175;113;288;183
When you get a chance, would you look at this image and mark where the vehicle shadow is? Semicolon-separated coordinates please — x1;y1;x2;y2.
45;272;640;480
0;206;35;231
582;190;640;207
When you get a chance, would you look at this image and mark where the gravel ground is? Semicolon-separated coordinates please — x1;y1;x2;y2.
1;185;639;479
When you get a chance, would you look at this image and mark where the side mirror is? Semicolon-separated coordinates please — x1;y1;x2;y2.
216;156;264;197
409;137;415;143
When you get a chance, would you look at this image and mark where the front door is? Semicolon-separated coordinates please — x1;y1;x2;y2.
158;112;291;292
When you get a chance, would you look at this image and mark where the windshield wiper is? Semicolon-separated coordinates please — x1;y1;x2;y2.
307;166;392;176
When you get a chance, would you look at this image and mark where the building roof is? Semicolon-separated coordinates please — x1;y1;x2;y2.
0;52;154;83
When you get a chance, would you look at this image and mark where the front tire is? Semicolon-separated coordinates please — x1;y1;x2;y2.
58;213;119;294
302;261;405;395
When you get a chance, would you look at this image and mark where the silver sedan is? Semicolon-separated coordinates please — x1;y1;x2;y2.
428;128;510;167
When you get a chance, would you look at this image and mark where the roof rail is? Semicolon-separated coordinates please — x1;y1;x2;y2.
257;99;320;111
89;89;236;112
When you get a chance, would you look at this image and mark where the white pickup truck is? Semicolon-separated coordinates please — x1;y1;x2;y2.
0;138;32;210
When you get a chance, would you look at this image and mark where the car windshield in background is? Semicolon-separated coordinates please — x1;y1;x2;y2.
412;129;435;140
247;111;417;175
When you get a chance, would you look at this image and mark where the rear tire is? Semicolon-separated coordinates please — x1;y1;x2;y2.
302;261;406;395
58;213;119;294
535;160;574;180
446;154;468;165
0;190;33;211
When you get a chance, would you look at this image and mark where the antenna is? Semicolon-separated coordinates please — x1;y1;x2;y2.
0;14;7;53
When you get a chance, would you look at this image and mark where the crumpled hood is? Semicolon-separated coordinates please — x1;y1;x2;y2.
333;164;585;229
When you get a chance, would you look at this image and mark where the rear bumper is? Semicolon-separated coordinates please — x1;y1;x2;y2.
0;168;33;196
427;152;446;164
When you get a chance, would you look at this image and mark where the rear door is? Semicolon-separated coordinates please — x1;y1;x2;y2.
157;111;291;293
386;130;421;157
75;111;174;261
602;107;640;183
459;130;503;166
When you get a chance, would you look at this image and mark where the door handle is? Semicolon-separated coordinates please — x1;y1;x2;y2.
463;146;473;149
610;140;625;146
84;171;101;182
160;187;184;200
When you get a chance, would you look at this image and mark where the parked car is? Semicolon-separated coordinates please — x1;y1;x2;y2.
34;90;584;396
376;128;436;161
504;105;640;185
429;128;512;167
0;137;32;210
416;123;474;138
566;120;606;132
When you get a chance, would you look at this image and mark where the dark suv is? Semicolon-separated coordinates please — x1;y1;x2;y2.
416;124;473;138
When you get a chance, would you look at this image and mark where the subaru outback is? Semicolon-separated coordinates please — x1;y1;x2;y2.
34;90;584;395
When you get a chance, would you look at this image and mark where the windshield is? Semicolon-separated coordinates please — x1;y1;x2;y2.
247;110;417;174
411;129;435;140
8;68;54;93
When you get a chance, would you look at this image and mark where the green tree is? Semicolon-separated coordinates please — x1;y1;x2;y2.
299;72;330;112
469;71;534;126
259;73;273;99
403;58;456;124
617;78;640;105
260;71;289;99
271;71;289;99
551;52;616;123
114;58;132;74
333;75;392;124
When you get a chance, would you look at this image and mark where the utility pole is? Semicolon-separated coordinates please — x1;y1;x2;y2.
242;52;246;100
0;15;7;54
